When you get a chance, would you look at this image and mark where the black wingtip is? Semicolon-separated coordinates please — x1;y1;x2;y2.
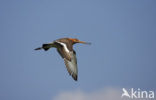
72;74;78;81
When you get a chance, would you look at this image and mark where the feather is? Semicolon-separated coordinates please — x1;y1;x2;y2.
64;51;78;81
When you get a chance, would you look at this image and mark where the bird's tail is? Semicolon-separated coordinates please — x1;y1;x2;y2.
34;44;52;51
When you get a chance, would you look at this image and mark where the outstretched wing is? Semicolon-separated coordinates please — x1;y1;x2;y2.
55;41;72;61
55;41;78;81
64;51;78;81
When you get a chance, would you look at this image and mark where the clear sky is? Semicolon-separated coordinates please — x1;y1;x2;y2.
0;0;156;100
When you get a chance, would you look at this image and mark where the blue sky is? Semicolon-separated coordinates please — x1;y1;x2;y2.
0;0;156;100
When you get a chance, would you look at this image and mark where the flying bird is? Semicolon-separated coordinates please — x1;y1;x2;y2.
35;38;91;81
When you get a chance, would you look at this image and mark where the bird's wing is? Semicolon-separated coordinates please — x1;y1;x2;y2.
64;51;78;81
55;41;72;61
55;41;78;81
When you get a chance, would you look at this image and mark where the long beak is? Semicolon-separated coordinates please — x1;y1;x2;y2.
78;40;91;45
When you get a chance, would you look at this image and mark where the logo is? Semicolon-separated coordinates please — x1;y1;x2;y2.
121;88;155;99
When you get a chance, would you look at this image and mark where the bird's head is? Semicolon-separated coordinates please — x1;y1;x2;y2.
68;38;91;45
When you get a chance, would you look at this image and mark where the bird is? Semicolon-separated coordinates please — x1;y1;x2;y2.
34;38;91;81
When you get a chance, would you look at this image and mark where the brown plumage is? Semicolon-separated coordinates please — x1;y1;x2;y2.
35;37;91;81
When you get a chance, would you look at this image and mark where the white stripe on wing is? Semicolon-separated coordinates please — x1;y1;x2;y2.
55;41;70;53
